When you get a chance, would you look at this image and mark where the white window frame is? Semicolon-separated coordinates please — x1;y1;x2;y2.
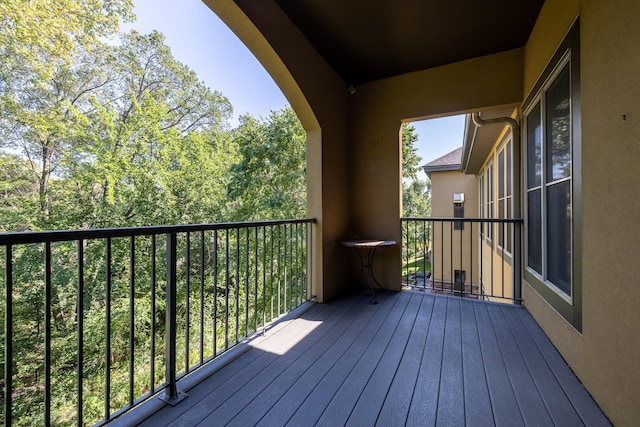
497;137;513;256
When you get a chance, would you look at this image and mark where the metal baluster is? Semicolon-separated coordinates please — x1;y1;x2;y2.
185;232;190;372
306;222;311;300
4;245;12;426
225;229;229;350
45;242;51;425
77;240;84;427
491;222;495;298
161;232;185;404
254;227;259;333
469;223;474;297
297;223;302;304
459;219;463;296
235;228;240;344
129;236;135;406
277;226;282;316
514;221;522;304
501;222;505;299
105;238;112;420
245;227;249;338
270;226;274;321
416;221;418;288
423;220;427;290
440;221;444;292
448;221;455;289
284;225;288;312
262;227;267;330
213;230;218;355
401;220;405;287
480;223;484;299
427;220;432;290
151;235;156;393
200;231;205;364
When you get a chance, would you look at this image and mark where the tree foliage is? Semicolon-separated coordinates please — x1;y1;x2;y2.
0;2;309;425
229;108;306;220
401;123;431;217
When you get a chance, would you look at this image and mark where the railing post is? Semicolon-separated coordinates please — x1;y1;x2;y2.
513;222;522;304
512;122;523;304
5;245;13;426
161;232;187;405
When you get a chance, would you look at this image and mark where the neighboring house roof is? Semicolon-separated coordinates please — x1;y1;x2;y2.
461;106;518;174
422;147;463;178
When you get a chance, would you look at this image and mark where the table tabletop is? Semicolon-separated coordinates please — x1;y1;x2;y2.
341;239;396;248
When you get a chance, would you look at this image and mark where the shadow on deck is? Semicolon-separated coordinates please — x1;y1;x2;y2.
114;290;610;426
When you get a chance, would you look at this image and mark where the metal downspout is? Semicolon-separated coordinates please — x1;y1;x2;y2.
471;113;522;304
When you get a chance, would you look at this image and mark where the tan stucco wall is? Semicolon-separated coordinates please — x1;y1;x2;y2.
476;129;517;303
521;0;640;425
479;238;514;303
349;50;524;290
429;171;479;286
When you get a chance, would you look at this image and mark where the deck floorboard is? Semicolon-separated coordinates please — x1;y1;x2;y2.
125;291;610;427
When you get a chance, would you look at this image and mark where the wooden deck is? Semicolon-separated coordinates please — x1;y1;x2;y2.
118;290;610;426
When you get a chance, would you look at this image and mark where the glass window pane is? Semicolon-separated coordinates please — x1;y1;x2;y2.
498;200;504;247
506;141;512;196
506;196;512;253
454;203;464;230
546;65;571;182
527;103;542;188
488;165;493;204
498;150;505;199
487;165;493;238
547;181;572;295
527;189;542;274
480;176;484;208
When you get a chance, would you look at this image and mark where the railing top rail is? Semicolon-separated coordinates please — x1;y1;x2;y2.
0;218;317;245
401;217;523;224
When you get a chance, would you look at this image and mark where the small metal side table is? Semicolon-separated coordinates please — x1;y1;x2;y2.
341;239;396;303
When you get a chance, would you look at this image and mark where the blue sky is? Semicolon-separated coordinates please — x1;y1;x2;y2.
127;0;464;180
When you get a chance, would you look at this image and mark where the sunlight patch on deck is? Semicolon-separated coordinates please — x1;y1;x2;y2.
249;318;322;355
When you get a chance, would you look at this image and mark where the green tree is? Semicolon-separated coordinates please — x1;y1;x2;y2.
62;31;234;229
0;0;134;228
401;123;430;217
0;154;39;231
228;108;306;220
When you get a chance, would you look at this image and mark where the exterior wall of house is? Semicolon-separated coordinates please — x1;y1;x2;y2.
429;170;479;287
349;50;524;291
475;127;517;303
520;0;640;424
479;237;513;302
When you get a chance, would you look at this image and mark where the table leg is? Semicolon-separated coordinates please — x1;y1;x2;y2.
355;247;380;304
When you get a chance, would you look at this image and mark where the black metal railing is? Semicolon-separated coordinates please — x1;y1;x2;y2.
401;217;523;303
0;219;315;426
